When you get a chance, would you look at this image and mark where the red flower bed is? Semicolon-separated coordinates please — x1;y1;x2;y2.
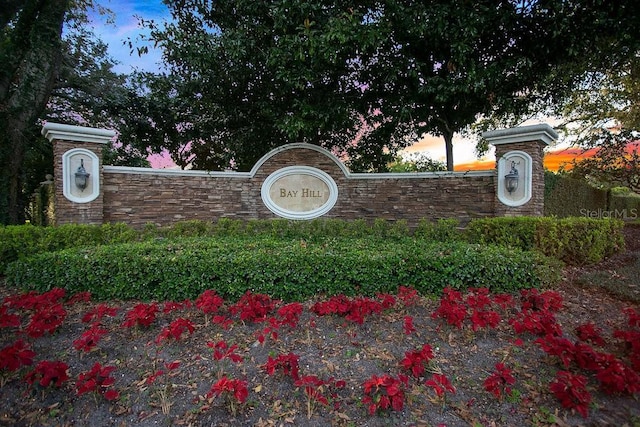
0;285;638;425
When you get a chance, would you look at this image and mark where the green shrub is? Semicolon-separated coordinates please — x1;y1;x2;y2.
214;217;247;236
0;223;138;273
5;237;560;302
609;193;640;220
414;218;462;242
0;224;46;272
162;219;216;238
2;216;623;281
465;216;624;265
465;217;538;250
544;172;609;217
2;219;419;274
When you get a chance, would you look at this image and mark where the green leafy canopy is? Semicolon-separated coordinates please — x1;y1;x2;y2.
138;0;640;172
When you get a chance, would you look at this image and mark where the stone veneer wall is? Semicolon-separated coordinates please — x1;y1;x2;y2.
45;123;557;228
102;146;496;228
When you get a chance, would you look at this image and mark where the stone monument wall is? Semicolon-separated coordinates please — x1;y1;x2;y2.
42;123;558;228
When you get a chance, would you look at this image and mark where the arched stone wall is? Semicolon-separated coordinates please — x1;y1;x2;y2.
42;123;557;227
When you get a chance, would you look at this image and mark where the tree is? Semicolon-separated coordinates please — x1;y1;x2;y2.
552;37;640;190
388;153;446;173
564;130;640;192
554;54;640;138
0;1;149;224
359;1;640;170
139;1;640;173
140;1;369;171
0;0;70;224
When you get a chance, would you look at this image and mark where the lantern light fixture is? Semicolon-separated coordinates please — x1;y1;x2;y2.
74;159;90;191
504;160;519;194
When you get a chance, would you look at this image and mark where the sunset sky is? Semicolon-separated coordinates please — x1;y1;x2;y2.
451;146;594;172
402;132;586;173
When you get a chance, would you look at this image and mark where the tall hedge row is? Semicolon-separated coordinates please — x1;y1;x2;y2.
544;172;609;217
465;216;624;265
4;237;560;302
544;172;640;219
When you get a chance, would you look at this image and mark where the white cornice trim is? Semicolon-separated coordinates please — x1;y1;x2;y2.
104;165;252;178
349;170;495;179
482;124;558;146
42;122;115;144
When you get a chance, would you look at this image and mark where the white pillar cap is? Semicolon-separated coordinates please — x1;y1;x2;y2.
482;124;558;146
42;122;115;144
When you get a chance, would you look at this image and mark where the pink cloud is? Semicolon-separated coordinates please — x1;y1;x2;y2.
148;149;177;169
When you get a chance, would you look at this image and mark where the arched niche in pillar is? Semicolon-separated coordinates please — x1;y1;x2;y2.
62;148;100;203
496;150;532;207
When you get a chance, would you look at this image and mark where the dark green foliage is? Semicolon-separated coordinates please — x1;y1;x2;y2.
5;237;559;302
544;172;609;217
465;217;624;265
414;219;462;242
2;216;624;282
139;1;640;172
1;219;405;274
466;217;539;251
143;218;414;241
545;172;640;220
0;2;150;224
0;223;137;272
609;193;640;219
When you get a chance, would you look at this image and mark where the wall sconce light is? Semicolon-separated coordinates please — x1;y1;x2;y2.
74;159;90;191
504;160;519;194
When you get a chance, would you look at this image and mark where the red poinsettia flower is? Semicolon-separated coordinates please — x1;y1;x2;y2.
483;363;516;399
425;373;456;397
0;340;35;371
25;360;69;388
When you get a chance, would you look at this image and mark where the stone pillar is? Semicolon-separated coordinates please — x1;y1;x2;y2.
483;124;558;217
42;123;115;225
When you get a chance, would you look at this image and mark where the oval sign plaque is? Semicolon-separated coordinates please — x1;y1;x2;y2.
261;166;338;219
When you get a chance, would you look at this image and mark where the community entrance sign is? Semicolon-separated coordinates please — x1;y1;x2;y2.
261;166;339;220
42;123;557;227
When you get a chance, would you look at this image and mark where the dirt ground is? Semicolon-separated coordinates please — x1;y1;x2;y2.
0;229;639;427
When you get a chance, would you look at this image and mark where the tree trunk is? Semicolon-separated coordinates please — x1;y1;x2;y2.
443;129;454;172
0;0;69;224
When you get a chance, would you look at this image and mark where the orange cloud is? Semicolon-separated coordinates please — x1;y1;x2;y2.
542;147;593;171
453;147;596;172
454;160;494;171
405;135;445;154
455;142;639;172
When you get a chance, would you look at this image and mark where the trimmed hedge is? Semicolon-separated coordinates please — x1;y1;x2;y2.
144;217;417;240
4;237;560;302
0;223;138;273
0;218;459;274
1;216;624;279
544;172;609;218
609;192;640;220
465;217;625;265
